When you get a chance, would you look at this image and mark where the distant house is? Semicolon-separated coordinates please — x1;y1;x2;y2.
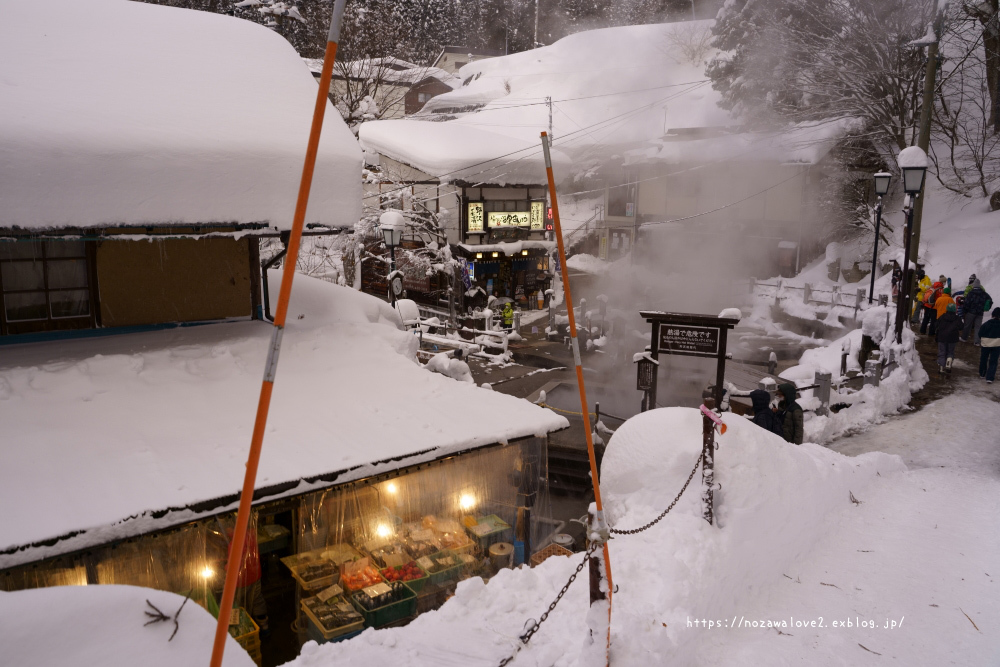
304;57;461;120
433;45;503;76
0;0;360;341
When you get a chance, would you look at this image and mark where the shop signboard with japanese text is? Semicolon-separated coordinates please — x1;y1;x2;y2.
487;211;531;228
657;324;721;358
467;203;484;233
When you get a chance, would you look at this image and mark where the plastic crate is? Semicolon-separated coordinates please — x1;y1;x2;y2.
465;514;512;550
301;600;365;643
380;562;428;593
228;607;261;666
351;584;417;628
418;551;463;586
410;581;456;615
529;543;573;567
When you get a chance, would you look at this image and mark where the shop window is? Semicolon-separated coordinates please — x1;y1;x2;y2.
607;168;638;217
0;240;95;334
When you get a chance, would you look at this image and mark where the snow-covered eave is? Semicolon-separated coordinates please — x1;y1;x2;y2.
456;240;556;255
0;429;562;571
0;224;350;241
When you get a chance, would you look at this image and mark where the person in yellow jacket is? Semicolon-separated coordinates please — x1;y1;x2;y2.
912;269;931;324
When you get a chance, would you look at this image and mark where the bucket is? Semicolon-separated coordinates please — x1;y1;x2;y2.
489;542;514;570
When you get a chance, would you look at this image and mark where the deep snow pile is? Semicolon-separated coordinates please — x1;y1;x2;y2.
281;407;902;666
0;272;565;567
0;586;254;667
0;0;361;229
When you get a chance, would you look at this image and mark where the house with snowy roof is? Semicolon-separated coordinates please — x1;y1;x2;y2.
0;2;568;661
360;20;858;280
0;0;359;341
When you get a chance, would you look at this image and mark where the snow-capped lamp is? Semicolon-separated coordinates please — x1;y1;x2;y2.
897;146;928;195
378;210;406;249
873;172;892;197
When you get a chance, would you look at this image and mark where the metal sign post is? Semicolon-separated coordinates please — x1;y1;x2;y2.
639;311;739;525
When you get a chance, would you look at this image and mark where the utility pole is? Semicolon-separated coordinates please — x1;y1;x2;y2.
908;12;945;268
547;96;553;143
534;0;540;48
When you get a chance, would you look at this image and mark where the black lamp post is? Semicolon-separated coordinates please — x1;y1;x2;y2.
379;210;405;304
868;172;891;304
894;148;928;344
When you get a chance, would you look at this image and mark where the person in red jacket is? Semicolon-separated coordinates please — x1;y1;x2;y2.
214;517;270;635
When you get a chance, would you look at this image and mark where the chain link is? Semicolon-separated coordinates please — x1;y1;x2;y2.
609;451;703;535
497;543;600;667
496;450;703;665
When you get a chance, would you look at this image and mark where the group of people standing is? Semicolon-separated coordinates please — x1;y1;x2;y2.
748;383;804;445
910;271;999;382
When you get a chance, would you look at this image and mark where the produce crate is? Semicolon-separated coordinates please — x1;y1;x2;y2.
465;514;512;550
529;543;573;568
417;550;463;586
281;544;361;592
380;561;428;593
351;584;417;628
301;598;365;643
229;607;261;666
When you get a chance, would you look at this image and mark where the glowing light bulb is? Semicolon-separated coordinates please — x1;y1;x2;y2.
386;482;398;495
376;523;392;538
459;493;476;511
200;565;215;580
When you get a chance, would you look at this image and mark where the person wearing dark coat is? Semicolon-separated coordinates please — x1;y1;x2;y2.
935;303;962;374
777;383;804;445
749;389;783;437
979;308;1000;383
962;279;993;344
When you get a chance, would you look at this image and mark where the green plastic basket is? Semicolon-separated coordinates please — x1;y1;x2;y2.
351;585;417;628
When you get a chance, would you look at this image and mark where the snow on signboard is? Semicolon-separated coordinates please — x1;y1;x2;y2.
0;0;361;230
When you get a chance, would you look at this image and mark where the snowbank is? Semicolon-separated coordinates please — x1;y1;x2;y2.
281;407;903;666
0;272;566;566
0;0;361;230
779;313;928;444
0;585;254;667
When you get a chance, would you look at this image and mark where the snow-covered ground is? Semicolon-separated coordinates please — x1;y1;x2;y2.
0;585;255;667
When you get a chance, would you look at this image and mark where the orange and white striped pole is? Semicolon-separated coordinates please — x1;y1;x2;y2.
208;2;347;665
540;132;613;662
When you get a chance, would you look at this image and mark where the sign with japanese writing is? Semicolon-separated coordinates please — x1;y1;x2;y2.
530;201;544;230
636;358;655;390
657;324;721;357
488;211;531;228
467;202;484;232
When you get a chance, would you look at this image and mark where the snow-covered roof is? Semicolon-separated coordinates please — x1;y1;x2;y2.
0;0;361;231
0;274;567;567
359;21;726;184
0;586;254;667
623;120;857;167
306;57;461;88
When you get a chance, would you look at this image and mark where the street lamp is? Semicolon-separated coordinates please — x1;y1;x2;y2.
379;210;405;303
867;172;891;304
894;147;928;343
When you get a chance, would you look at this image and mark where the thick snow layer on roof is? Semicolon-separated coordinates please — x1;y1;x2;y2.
0;586;254;667
359;21;726;184
624;120;857;167
0;0;361;230
0;274;566;565
306;57;461;88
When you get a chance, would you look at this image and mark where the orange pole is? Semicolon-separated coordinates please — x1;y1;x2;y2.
208;3;347;666
540;132;613;657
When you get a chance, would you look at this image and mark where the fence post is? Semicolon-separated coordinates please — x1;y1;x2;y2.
864;359;881;387
775;279;782;305
878;294;888;307
832;284;841;306
701;397;716;525
803;283;811;304
767;351;777;376
815;371;832;415
854;288;865;322
514;309;521;335
759;376;777;403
